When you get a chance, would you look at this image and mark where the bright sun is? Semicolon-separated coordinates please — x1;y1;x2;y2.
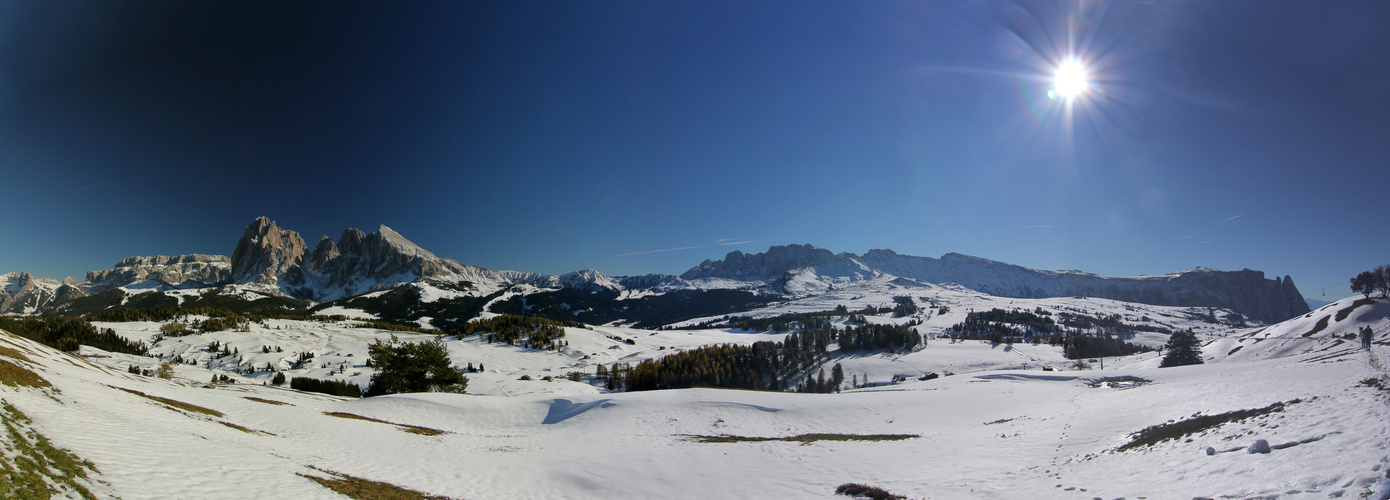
1051;58;1089;100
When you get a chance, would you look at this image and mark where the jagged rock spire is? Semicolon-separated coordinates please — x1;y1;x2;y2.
230;217;308;285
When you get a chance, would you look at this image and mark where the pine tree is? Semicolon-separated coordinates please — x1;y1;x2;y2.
1160;329;1204;368
831;363;844;393
364;335;468;396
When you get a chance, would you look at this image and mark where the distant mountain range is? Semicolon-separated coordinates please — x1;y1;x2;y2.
1;217;1310;324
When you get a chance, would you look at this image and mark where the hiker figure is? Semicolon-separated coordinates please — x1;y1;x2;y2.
1362;326;1374;350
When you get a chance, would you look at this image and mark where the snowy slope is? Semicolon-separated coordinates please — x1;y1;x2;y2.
4;304;1389;499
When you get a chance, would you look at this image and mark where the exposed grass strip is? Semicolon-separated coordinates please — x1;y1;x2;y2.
299;469;454;500
835;483;905;500
1302;316;1330;338
1117;399;1300;452
244;396;293;406
0;345;33;363
218;421;275;436
323;412;447;436
0;400;98;499
114;386;223;417
684;433;918;444
0;359;51;388
1335;298;1376;322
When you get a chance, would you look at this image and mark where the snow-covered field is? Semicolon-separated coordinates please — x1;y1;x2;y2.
2;294;1388;499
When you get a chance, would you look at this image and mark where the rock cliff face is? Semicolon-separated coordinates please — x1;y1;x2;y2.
283;224;472;299
86;255;231;291
0;272;68;315
213;218;530;301
684;246;1310;323
681;244;839;282
230;217;308;285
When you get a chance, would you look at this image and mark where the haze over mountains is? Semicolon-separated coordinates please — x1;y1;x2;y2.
2;217;1308;324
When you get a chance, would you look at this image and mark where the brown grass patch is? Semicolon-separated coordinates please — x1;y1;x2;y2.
323;412;447;436
1302;316;1330;337
0;358;50;388
114;386;223;417
1117;399;1299;452
218;421;275;435
299;470;454;500
244;396;293;406
0;344;33;363
1;400;98;499
1335;297;1376;322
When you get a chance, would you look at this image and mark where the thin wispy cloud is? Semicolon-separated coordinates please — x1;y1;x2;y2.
718;240;752;246
1222;214;1242;222
1180;235;1193;239
614;245;708;257
714;238;741;243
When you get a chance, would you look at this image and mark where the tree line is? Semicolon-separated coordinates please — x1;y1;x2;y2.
947;308;1152;358
453;314;574;350
1352;265;1390;299
616;321;916;393
0;316;147;355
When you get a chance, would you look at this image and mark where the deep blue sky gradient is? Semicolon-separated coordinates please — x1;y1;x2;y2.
1;0;1386;298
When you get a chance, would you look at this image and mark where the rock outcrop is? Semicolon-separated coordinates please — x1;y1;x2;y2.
86;254;231;292
284;225;459;299
681;244;839;282
0;272;66;315
230;217;308;285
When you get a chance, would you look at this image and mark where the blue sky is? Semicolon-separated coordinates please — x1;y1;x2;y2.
1;0;1386;299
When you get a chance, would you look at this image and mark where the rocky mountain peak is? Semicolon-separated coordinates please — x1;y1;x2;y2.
559;269;621;292
375;225;437;260
282;223;466;300
230;217;308;285
310;236;340;263
2;272;36;294
680;244;837;282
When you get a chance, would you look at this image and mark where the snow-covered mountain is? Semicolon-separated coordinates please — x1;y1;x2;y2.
86;255;230;292
1;218;1308;325
0;272;73;315
684;245;1309;323
227;217;528;301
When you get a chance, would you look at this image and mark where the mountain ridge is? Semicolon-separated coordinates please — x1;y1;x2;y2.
1;217;1309;323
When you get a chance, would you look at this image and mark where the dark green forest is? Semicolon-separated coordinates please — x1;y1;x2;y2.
490;288;778;329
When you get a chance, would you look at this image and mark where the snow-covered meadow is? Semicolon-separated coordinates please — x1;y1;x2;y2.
1;293;1387;499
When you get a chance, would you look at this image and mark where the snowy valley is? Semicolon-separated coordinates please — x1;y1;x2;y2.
1;218;1387;499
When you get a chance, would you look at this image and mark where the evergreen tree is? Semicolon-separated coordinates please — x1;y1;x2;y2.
1353;270;1378;298
364;335;468;396
1159;329;1204;368
831;363;844;393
